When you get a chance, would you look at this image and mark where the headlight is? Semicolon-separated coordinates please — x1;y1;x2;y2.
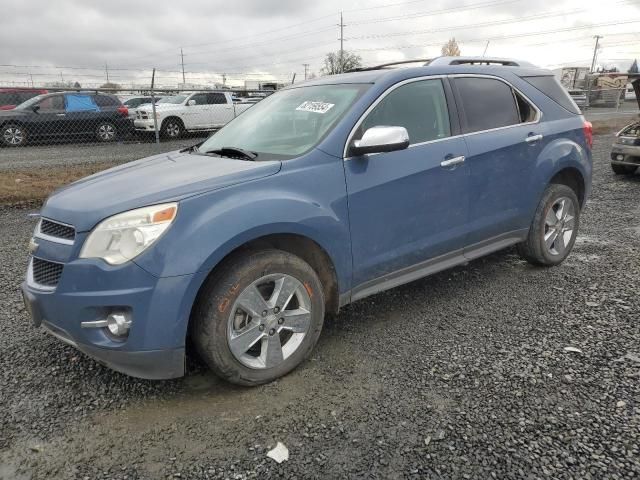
80;203;178;265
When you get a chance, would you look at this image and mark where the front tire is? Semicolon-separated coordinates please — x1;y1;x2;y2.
611;163;637;175
193;249;325;386
1;123;27;147
161;118;183;139
518;184;580;266
95;122;117;142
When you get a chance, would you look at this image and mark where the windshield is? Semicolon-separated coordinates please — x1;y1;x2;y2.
199;84;368;158
158;94;187;104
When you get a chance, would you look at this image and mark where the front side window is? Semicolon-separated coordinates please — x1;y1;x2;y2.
199;84;368;159
454;77;521;133
356;79;451;145
190;93;209;105
36;95;65;112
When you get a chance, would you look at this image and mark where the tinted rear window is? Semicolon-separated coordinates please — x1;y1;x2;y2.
94;94;120;107
521;76;581;114
454;77;520;133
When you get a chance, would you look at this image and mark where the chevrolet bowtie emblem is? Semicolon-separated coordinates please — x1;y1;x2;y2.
29;238;39;255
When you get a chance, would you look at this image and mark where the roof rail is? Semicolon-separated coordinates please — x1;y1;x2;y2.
428;56;535;67
347;59;432;73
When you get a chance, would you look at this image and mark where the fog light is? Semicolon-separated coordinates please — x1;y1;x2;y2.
617;154;625;161
106;312;132;337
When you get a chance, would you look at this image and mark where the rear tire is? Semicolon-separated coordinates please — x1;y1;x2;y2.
611;163;637;175
161;118;183;139
192;249;325;386
517;184;580;266
1;123;27;147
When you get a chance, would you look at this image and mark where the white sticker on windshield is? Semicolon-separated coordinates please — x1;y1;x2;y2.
296;101;335;114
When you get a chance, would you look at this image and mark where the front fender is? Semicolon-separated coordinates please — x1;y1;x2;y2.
133;150;352;296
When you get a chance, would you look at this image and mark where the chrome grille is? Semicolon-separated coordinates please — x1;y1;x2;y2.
39;218;75;241
32;257;64;287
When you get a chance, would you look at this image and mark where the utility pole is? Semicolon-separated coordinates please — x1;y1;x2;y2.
105;63;110;83
482;40;490;57
338;11;345;73
180;48;186;84
302;63;310;80
591;35;602;73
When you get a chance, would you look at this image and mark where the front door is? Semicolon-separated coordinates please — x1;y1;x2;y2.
344;78;470;290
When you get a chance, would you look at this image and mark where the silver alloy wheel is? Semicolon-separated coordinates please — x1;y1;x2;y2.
3;126;24;145
544;196;576;256
165;122;180;137
227;273;312;369
97;123;115;141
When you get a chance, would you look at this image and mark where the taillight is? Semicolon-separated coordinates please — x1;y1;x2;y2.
583;121;593;149
117;105;128;117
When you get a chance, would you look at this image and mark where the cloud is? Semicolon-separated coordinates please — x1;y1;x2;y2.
1;0;638;87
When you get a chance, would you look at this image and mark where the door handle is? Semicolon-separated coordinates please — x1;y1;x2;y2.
56;113;66;117
440;155;465;168
525;134;543;143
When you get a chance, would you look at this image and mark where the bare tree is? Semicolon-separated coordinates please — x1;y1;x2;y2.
441;38;461;57
321;51;362;75
100;82;121;92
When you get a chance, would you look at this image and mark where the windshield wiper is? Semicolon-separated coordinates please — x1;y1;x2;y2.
179;144;200;153
201;146;258;161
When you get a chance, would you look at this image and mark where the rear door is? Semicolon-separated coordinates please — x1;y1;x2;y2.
451;75;544;253
344;78;470;290
63;93;100;135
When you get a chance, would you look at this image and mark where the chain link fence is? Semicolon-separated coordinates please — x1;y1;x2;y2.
0;87;273;148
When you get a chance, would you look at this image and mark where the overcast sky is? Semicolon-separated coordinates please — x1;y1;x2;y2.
1;0;639;87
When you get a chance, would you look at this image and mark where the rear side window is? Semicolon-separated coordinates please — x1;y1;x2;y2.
454;77;520;133
208;93;227;104
521;75;581;114
358;79;451;144
94;94;120;107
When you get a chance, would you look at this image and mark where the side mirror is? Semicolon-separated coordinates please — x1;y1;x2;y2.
31;105;40;113
349;126;410;157
187;99;196;106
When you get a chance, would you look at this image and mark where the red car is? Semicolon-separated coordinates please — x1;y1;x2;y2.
0;88;48;110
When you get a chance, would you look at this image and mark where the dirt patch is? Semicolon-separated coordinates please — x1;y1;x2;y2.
0;162;118;205
590;115;639;135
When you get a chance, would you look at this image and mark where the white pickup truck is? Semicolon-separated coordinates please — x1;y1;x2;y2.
134;91;254;138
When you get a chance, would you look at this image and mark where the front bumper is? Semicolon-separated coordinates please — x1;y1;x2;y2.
21;241;199;379
611;144;640;165
134;118;157;131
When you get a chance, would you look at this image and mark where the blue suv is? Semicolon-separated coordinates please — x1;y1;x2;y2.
22;57;593;385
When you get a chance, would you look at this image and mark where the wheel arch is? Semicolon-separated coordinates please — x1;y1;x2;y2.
162;115;185;129
548;167;586;207
191;232;340;318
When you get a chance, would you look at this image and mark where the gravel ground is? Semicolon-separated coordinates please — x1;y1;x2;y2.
0;134;208;171
0;134;639;479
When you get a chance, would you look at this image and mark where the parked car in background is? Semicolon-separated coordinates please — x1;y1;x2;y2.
134;91;253;138
0;92;132;146
0;88;48;110
22;57;592;385
611;120;640;174
120;96;162;119
625;83;636;101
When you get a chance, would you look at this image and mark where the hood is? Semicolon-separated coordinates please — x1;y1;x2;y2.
138;103;183;114
41;151;282;232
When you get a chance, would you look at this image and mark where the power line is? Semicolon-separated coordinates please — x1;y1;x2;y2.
346;1;638;40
